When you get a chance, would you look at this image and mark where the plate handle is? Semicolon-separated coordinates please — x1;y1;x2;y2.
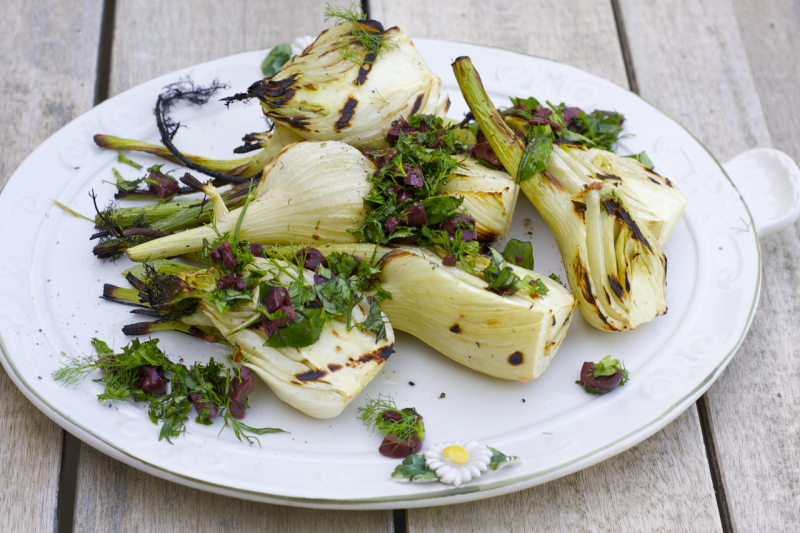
723;148;800;237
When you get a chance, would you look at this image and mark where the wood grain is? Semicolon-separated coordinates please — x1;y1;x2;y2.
370;0;629;88
74;443;392;533
715;0;800;529
409;410;720;533
0;0;104;531
73;1;396;530
617;0;771;161
619;0;800;530
108;0;334;96
373;1;722;531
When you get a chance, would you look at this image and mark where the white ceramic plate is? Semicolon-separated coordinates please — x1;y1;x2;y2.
0;40;766;509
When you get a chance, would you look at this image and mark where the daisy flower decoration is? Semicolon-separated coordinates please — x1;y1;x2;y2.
424;440;493;487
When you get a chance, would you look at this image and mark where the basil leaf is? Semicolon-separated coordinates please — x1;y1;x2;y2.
510;96;541;111
360;299;388;342
421;195;463;225
261;44;292;77
328;252;361;279
516;133;552;183
502;239;533;270
265;308;326;348
624;151;654;170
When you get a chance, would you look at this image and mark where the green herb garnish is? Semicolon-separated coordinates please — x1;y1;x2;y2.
52;338;285;445
261;43;292;77
358;394;424;442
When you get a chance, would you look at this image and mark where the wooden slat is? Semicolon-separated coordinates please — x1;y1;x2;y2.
616;0;771;162
619;0;800;529
75;444;392;532
710;0;799;529
73;1;393;530
409;410;719;532
371;0;629;87
371;1;723;531
0;0;104;531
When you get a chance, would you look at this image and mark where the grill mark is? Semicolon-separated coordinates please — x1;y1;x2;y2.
296;369;327;381
355;51;377;85
346;344;395;367
410;93;425;115
543;170;566;191
572;201;587;220
601;197;654;253
334;97;358;131
327;363;342;372
596;172;621;181
608;275;624;299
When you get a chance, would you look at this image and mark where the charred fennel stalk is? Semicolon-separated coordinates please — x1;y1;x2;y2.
453;56;671;331
94;126;304;180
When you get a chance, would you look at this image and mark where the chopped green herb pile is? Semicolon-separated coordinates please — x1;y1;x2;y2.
463;97;631;183
351;114;480;267
52;338;285;445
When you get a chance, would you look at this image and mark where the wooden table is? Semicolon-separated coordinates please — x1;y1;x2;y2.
2;0;797;531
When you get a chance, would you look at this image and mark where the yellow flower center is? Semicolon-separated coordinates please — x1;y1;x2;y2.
442;445;470;465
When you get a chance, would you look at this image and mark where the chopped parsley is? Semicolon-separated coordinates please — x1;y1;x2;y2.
351;114;480;266
52;338;285;445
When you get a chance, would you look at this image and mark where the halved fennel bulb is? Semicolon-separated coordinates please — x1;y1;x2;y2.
127;141;519;262
313;244;577;381
178;259;395;419
247;22;449;150
524;175;667;331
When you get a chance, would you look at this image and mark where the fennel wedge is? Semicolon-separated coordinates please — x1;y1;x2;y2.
240;22;449;150
108;252;395;420
453;56;671;331
307;244;577;381
127;141;371;262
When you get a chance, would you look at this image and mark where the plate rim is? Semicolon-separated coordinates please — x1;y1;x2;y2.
0;38;762;509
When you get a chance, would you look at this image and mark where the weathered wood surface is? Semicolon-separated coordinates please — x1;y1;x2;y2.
622;0;800;530
108;0;333;98
371;0;629;87
72;1;393;531
373;1;723;531
74;443;393;533
408;410;717;533
617;1;798;531
0;0;104;531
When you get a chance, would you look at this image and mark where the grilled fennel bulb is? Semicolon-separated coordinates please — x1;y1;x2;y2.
117;258;394;419
126;141;518;262
245;22;449;150
311;244;577;381
453;57;671;331
189;262;394;420
127;141;371;262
